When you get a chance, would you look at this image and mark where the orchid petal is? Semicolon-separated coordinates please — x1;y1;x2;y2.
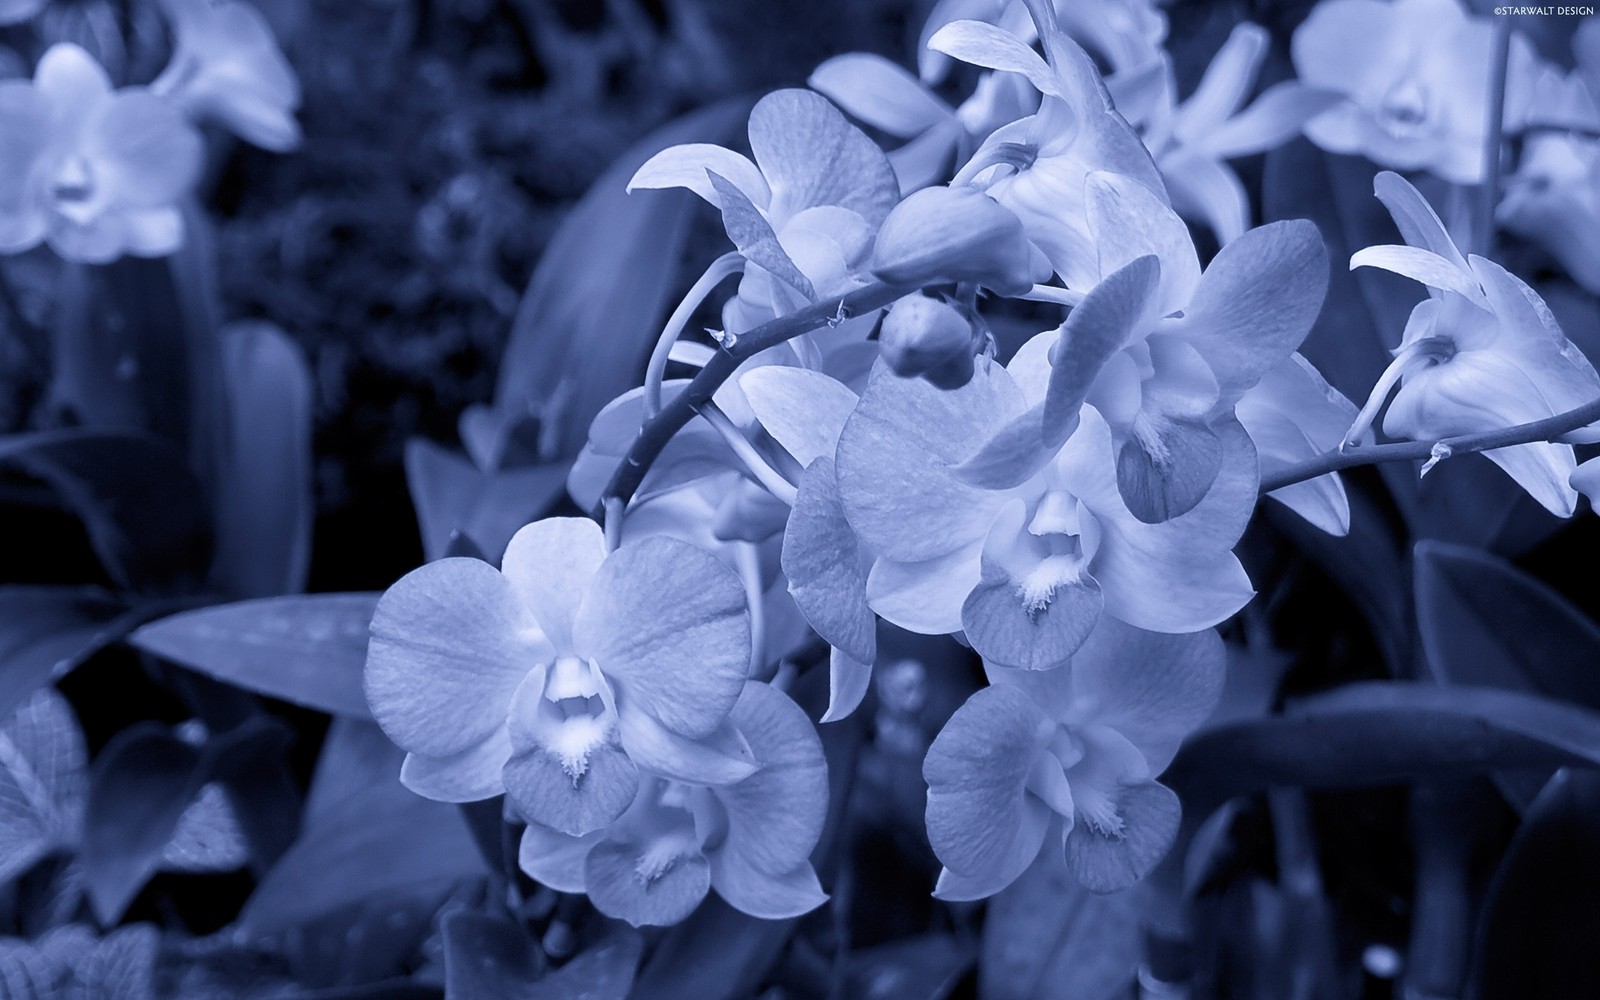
1064;780;1181;893
1175;22;1269;139
1161;150;1250;245
1351;245;1487;307
399;727;513;803
740;366;859;467
837;361;1023;562
575;537;750;739
501;518;606;651
865;543;984;635
618;708;757;785
823;647;874;724
708;171;816;300
1085;174;1198;317
715;683;828;876
1071;620;1225;773
503;739;639;838
367;558;548;758
585;834;710;927
712;858;827;919
1372;170;1471;273
924;684;1054;883
748;89;900;226
927;20;1063;99
629;143;769;209
962;556;1102;670
783;459;876;664
518;823;600;893
808;54;953;137
1201;82;1344;159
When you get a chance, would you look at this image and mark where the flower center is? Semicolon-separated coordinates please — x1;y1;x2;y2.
1378;79;1430;139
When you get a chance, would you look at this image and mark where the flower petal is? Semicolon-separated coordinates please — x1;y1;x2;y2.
714;682;829;876
1174;22;1268;138
501;518;606;651
503;739;639;838
585;835;710;927
783;458;876;664
837;360;1022;562
1350;245;1486;307
712;857;827;920
1085;174;1198;317
808;54;953;138
1176;219;1329;403
1201;81;1344;160
962;557;1102;671
628;143;769;209
90;90;203;209
1161;150;1250;245
518;823;600;893
366;558;548;758
575;536;750;739
748;89;900;227
823;647;874;724
1071;619;1225;773
865;543;984;635
1064;780;1181;893
924;684;1054;880
1371;171;1471;272
740;365;859;468
34;43;111;113
708;171;816;300
617;707;757;785
399;727;513;803
927;20;1062;99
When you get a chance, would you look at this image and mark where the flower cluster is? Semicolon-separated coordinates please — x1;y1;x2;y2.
367;0;1600;924
0;0;299;263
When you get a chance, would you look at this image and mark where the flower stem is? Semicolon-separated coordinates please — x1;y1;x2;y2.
1476;19;1512;258
643;252;743;418
593;279;914;521
1260;394;1600;494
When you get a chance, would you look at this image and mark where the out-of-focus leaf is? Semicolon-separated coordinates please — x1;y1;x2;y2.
0;689;88;887
533;933;642;1000
239;720;485;936
82;725;206;924
202;722;302;870
0;587;134;722
491;97;751;462
980;853;1138;1000
129;593;379;718
1416;541;1600;706
1417;541;1600;806
630;897;793;1000
287;884;459;991
159;782;250;873
1169;682;1600;823
404;440;568;564
442;910;545;1000
0;431;212;591
1265;490;1410;675
1471;769;1600;999
212;321;314;598
74;923;159;1000
0;934;62;996
851;933;975;1000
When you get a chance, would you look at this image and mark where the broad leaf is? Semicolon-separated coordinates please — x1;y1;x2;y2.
130;593;380;718
981;852;1139;1000
0;587;136;721
404;439;568;564
0;689;88;887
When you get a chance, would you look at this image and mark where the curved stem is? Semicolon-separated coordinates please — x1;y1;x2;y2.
644;252;744;418
1476;19;1512;258
594;279;913;522
1260;394;1600;494
700;402;799;506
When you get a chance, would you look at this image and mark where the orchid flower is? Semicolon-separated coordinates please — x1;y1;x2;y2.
0;0;44;26
0;44;202;263
365;518;758;838
1498;134;1600;296
152;0;303;152
1140;23;1341;244
1291;0;1537;185
1346;172;1600;516
1073;171;1328;523
924;619;1224;898
834;277;1260;671
518;682;828;926
933;0;1165;290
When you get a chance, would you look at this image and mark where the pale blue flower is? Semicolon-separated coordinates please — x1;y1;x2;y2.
1347;172;1600;516
517;682;828;926
1235;354;1359;536
0;0;45;26
152;0;303;152
366;518;757;838
924;619;1224;898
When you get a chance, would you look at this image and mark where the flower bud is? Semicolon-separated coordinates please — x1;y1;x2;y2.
870;186;1041;296
879;294;980;390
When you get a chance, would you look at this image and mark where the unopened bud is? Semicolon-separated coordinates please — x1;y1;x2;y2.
871;186;1041;296
880;294;980;390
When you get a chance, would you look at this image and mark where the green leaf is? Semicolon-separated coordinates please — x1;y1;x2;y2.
212;321;314;598
0;587;136;722
490;97;751;462
630;897;794;1000
159;782;250;873
850;934;975;1000
1168;682;1600;822
533;934;642;1000
239;720;485;936
442;910;545;999
0;689;87;887
129;593;380;718
403;439;568;564
1471;769;1600;999
0;431;212;591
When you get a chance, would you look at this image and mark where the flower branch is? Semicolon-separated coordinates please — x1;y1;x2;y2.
592;278;914;520
1260;394;1600;494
